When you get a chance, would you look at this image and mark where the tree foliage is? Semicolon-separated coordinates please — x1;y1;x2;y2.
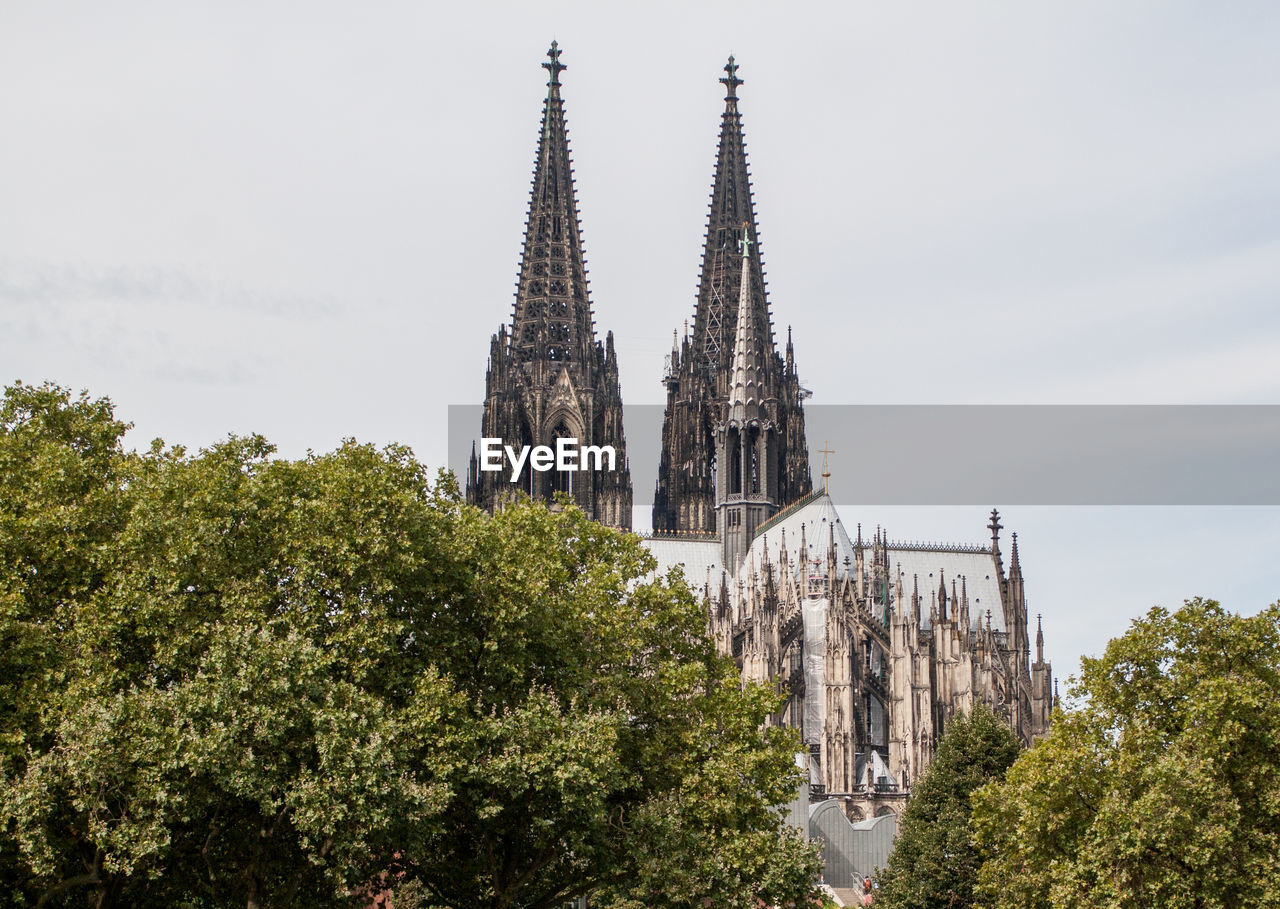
0;381;820;908
874;702;1021;909
972;598;1280;909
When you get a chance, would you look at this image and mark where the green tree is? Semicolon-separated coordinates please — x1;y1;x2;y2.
0;382;821;909
874;702;1022;909
972;599;1280;909
381;497;821;909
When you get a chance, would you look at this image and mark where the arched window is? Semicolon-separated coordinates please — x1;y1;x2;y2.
727;427;742;496
550;421;574;498
519;420;535;496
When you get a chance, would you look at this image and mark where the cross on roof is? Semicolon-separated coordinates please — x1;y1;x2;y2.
720;55;743;99
817;440;835;494
543;41;566;86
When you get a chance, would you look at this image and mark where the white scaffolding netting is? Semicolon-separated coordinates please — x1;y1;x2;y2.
802;595;827;744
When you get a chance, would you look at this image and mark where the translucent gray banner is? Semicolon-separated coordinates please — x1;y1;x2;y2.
448;404;1280;506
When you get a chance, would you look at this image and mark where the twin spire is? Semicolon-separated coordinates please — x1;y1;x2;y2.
651;48;812;533
509;41;595;367
691;51;775;382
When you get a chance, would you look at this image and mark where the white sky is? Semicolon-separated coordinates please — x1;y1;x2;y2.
3;1;1279;680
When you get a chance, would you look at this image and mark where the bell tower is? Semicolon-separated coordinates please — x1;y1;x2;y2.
655;56;810;534
466;43;632;528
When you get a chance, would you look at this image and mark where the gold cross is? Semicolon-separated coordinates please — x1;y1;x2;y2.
817;440;835;494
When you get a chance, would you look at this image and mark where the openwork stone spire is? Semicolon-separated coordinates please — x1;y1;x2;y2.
692;55;772;379
508;40;595;367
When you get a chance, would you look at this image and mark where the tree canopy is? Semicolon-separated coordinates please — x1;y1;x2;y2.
972;598;1280;909
0;381;820;908
873;702;1022;909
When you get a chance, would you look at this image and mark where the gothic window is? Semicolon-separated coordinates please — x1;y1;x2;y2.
532;262;547;276
551;246;565;259
748;427;760;494
727;428;742;496
550;421;574;498
529;280;545;295
549;280;567;296
518;421;535;497
549;300;568;317
550;262;566;276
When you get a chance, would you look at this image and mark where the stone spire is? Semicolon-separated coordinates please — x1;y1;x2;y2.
691;55;770;379
727;222;763;423
508;40;596;366
1036;613;1045;663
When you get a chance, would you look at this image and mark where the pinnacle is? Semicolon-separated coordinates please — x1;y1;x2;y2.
720;54;743;101
542;40;566;88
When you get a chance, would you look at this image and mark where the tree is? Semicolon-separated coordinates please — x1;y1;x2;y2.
378;495;821;909
972;599;1280;909
0;381;820;908
874;703;1021;909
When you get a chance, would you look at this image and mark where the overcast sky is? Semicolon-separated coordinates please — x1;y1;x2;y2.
3;2;1279;680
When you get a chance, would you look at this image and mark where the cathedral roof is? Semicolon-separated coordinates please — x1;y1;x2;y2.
641;536;721;588
746;493;1009;631
643;494;1011;631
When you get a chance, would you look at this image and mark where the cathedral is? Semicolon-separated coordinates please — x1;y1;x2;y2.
466;44;1053;823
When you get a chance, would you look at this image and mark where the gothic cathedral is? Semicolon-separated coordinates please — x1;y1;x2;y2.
466;45;1053;823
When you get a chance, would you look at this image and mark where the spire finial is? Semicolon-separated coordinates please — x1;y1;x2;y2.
543;40;566;87
721;55;743;101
